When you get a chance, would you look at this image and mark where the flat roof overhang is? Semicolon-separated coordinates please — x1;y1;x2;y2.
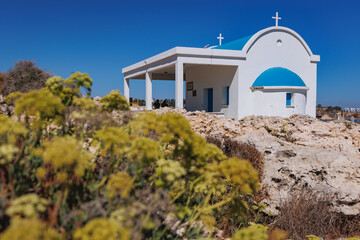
122;47;246;79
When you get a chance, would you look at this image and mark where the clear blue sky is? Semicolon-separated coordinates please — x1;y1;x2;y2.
0;0;359;107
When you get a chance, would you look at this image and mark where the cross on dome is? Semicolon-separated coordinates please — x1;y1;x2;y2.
272;12;282;27
217;33;224;46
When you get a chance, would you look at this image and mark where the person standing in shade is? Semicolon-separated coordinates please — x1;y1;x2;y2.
161;99;168;108
154;99;160;109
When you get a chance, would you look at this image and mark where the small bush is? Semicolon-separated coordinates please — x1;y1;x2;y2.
274;191;334;239
273;190;360;240
0;72;4;94
334;214;360;239
4;60;51;95
100;90;129;112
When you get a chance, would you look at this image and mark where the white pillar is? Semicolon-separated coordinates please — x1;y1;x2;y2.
124;78;129;102
175;59;184;109
145;71;152;110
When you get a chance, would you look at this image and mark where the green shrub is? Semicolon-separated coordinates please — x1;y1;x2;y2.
100;90;129;112
0;72;262;239
232;224;268;240
306;235;321;240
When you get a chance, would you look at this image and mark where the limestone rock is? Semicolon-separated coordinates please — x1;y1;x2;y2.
152;108;360;215
93;96;102;106
0;95;14;116
235;132;360;215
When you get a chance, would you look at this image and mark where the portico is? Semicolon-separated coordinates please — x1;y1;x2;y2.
122;47;245;112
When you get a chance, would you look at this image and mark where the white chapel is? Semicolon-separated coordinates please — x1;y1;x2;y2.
122;13;320;119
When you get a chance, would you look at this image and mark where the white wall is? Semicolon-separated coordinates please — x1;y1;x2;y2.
239;29;318;119
185;65;238;117
252;90;307;116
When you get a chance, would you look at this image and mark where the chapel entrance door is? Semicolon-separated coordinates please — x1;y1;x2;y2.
203;88;213;112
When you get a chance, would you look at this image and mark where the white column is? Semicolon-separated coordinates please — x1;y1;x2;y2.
145;71;152;110
175;59;184;109
124;78;130;102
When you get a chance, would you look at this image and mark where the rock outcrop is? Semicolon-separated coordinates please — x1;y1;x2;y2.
236;132;360;215
154;108;360;215
0;95;14;116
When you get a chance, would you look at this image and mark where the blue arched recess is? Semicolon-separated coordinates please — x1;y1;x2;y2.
252;67;306;87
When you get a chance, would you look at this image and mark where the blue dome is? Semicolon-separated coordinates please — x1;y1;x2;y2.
252;67;306;87
213;35;253;51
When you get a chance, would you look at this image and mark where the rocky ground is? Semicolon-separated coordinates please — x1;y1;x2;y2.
2;92;359;216
154;108;360;216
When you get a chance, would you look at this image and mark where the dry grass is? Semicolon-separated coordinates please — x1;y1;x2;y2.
206;135;269;235
273;190;360;240
206;136;360;239
206;136;264;179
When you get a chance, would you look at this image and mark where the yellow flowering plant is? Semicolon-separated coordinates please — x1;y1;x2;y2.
65;72;93;97
37;136;94;184
127;137;160;169
0;218;64;240
219;158;260;195
72;96;98;111
0;144;19;165
0;114;28;144
0;115;28;165
4;91;22;105
105;171;133;198
100;90;129;112
124;112;261;236
306;235;321;240
46;76;74;106
73;218;129;240
232;224;268;240
5;193;48;219
93;126;130;169
0;72;269;239
14;89;65;122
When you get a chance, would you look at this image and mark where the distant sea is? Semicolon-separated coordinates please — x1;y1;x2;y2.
321;119;359;123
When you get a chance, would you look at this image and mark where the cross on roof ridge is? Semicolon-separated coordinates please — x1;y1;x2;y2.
217;33;224;46
272;12;282;27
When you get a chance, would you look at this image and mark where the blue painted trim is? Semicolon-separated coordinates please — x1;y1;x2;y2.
226;86;229;105
213;35;253;51
252;67;306;87
208;88;213;112
286;93;292;106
